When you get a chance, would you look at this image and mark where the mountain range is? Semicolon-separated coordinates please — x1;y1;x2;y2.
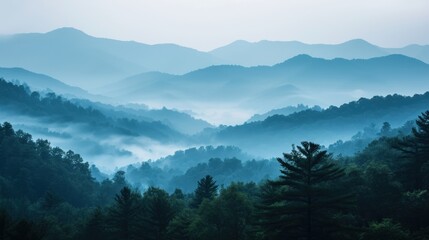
0;79;201;169
1;27;429;167
0;67;106;101
246;104;322;123
210;92;429;158
1;27;428;91
0;28;219;89
210;39;429;66
102;54;429;120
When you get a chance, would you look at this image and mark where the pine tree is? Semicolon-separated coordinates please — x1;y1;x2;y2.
107;187;142;240
192;175;218;207
166;210;193;240
258;141;354;240
143;187;174;240
395;110;429;190
83;208;107;240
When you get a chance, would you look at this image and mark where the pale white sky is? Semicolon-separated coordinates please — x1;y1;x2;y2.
0;0;428;51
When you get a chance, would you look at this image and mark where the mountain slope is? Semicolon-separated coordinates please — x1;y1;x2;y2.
247;104;322;123
210;39;429;66
71;99;213;135
0;67;109;101
0;28;220;89
212;92;429;157
105;54;429;121
0;79;187;168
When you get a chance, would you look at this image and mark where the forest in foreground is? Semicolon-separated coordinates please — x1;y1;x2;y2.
1;110;429;240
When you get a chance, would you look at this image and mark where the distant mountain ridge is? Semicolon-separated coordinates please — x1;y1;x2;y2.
210;39;429;66
103;54;429;120
0;79;189;168
0;27;220;89
212;92;429;158
0;67;107;102
71;99;213;135
1;27;428;90
247;104;322;123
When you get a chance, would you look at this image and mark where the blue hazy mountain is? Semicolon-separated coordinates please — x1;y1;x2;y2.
0;27;220;89
71;99;213;135
0;79;188;168
211;92;429;158
104;54;429;115
2;27;428;91
210;39;429;66
0;67;108;101
247;104;322;123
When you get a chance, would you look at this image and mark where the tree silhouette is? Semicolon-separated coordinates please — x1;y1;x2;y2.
83;208;107;240
166;210;193;240
258;141;354;240
107;187;142;240
395;110;429;190
192;175;218;207
143;187;175;240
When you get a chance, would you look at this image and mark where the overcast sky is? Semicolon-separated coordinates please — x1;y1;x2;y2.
1;0;428;51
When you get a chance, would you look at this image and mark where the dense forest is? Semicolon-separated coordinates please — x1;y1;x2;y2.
1;109;428;239
215;91;429;157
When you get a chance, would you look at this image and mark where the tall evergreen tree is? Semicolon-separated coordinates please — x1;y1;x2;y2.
107;187;142;240
143;187;175;240
258;141;355;240
83;208;107;240
395;110;429;190
192;175;218;207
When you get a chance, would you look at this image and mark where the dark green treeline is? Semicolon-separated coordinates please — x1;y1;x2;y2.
1;111;429;239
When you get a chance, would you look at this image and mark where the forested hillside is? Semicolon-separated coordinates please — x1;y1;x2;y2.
71;99;212;135
0;78;182;141
1;109;428;239
104;55;429;113
2;2;427;239
216;92;429;156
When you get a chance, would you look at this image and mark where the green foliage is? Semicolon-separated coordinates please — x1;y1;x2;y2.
361;219;411;240
398;190;429;231
107;187;142;240
188;183;254;240
1;110;429;240
192;175;218;207
258;142;355;240
166;210;194;240
0;79;181;141
82;208;107;240
395;110;429;190
170;158;277;193
143;187;175;240
355;163;402;221
0;122;95;207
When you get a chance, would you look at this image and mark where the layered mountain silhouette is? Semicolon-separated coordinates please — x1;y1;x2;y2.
0;67;106;101
210;92;429;157
246;104;322;123
0;79;194;168
103;54;429;115
2;28;429;158
1;27;428;91
71;100;213;135
0;27;220;89
210;39;429;66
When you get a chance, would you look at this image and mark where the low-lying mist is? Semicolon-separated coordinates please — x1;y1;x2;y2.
0;111;193;172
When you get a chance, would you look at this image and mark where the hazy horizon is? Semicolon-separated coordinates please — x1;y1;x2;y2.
1;0;428;51
1;26;428;53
